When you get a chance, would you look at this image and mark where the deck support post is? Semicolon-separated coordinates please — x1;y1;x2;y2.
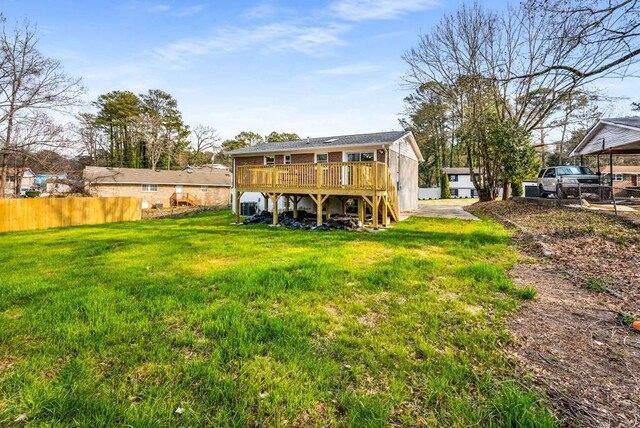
326;198;331;221
358;198;364;225
316;194;323;226
372;164;379;229
234;190;244;224
285;196;291;212
270;193;281;226
309;194;329;226
381;196;388;227
340;199;346;216
372;195;379;229
293;196;299;219
261;192;269;213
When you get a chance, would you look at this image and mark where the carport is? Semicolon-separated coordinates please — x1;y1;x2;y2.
570;117;640;178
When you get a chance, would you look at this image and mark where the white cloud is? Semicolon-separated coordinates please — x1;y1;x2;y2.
315;63;381;76
243;3;278;20
126;2;205;17
330;0;439;21
153;23;349;64
171;4;205;17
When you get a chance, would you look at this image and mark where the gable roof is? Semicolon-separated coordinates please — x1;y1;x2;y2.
443;167;479;175
224;131;422;160
84;166;232;187
609;165;640;174
571;117;640;156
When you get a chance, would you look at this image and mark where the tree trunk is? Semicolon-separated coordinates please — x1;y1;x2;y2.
502;181;511;200
1;111;15;198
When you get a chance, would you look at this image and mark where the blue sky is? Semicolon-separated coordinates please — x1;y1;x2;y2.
3;0;638;140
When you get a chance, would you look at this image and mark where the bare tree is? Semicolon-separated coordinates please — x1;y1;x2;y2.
71;112;107;166
523;0;640;80
403;1;640;200
189;124;221;166
0;17;82;197
5;112;66;194
138;112;164;170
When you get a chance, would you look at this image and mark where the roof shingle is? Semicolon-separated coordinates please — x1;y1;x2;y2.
224;131;410;155
84;166;232;186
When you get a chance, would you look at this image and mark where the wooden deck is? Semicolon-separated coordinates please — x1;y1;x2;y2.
234;161;399;228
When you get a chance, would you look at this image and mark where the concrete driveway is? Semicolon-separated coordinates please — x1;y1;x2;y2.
402;199;480;221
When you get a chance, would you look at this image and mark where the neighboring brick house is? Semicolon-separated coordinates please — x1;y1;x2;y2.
83;166;232;208
608;165;640;187
226;131;423;227
2;167;35;197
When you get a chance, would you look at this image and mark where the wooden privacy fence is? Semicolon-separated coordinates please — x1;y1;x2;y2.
0;196;141;233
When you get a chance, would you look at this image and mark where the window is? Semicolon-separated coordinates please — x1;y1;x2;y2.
538;169;546;178
284;155;291;165
448;174;458;182
471;189;478;198
264;156;275;165
201;185;209;192
451;189;459;197
316;153;328;163
557;166;594;175
543;168;556;178
141;184;158;192
613;174;624;181
347;152;375;162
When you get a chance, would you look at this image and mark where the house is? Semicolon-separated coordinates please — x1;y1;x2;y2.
225;131;423;227
45;178;76;195
2;167;35;196
183;164;229;172
571;117;640;171
83;166;232;209
607;165;640;187
443;167;480;198
34;173;67;189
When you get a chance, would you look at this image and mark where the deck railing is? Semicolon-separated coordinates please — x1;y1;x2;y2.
236;161;390;191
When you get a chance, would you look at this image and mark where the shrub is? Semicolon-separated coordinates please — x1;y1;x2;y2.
25;190;41;198
511;180;523;197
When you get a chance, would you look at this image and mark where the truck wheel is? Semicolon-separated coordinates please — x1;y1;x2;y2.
538;185;548;198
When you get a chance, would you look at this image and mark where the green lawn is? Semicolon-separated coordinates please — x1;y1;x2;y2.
0;211;554;427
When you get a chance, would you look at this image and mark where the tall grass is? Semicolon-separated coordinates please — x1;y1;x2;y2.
0;211;555;426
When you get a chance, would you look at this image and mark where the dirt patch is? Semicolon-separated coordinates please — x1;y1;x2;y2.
469;201;640;315
509;262;640;427
0;359;13;373
142;206;225;219
472;201;640;426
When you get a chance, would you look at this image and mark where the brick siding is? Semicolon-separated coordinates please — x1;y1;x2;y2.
234;156;263;166
90;183;230;208
328;152;342;162
291;153;314;164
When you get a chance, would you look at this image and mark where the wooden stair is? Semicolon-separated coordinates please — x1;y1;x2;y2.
170;192;198;207
384;168;400;222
